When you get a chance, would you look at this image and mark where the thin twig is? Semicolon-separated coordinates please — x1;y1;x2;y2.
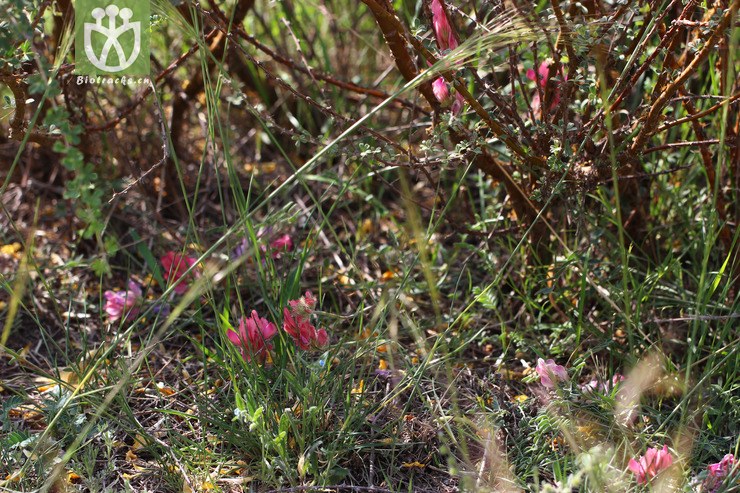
643;139;724;154
654;91;740;134
107;79;170;203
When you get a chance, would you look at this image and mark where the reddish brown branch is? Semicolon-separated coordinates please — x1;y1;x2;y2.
643;139;725;153
360;0;545;228
655;91;740;134
359;0;440;110
630;0;739;154
0;74;62;147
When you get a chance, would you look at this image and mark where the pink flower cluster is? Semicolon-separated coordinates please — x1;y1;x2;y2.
104;280;142;322
288;290;317;316
628;445;673;485
161;251;199;295
527;359;735;489
703;454;736;492
227;291;329;363
284;291;328;350
628;448;736;487
103;251;197;323
430;0;464;114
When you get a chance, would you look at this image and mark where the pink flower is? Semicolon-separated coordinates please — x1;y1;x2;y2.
536;358;568;388
269;234;293;256
283;307;329;351
227;310;278;362
104;280;142;322
431;0;457;51
628;445;673;485
526;62;552;87
526;61;565;114
432;77;450;102
315;327;329;347
703;454;736;492
432;77;464;115
428;0;466;115
288;290;317;317
161;251;198;295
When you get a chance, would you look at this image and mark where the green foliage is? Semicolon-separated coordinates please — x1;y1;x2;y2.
1;0;739;491
42;101;106;239
0;0;35;70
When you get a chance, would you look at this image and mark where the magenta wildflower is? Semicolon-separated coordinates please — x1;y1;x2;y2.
526;62;551;87
703;454;736;492
431;0;457;51
535;358;568;388
233;237;250;259
103;280;142;322
431;77;465;114
161;251;198;295
628;445;673;485
451;93;465;114
233;230;293;260
428;0;465;115
432;77;450;102
227;310;278;363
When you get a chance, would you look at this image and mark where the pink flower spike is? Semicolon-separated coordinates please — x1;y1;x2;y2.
526;61;566;115
227;310;277;363
580;379;599;393
535;358;568;388
432;77;450;102
527;62;552;85
161;251;198;295
103;291;126;321
127;280;142;299
431;0;457;51
316;329;329;347
628;445;673;485
226;326;242;346
315;328;329;347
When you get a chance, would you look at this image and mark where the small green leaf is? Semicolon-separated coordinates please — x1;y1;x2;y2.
91;258;111;277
